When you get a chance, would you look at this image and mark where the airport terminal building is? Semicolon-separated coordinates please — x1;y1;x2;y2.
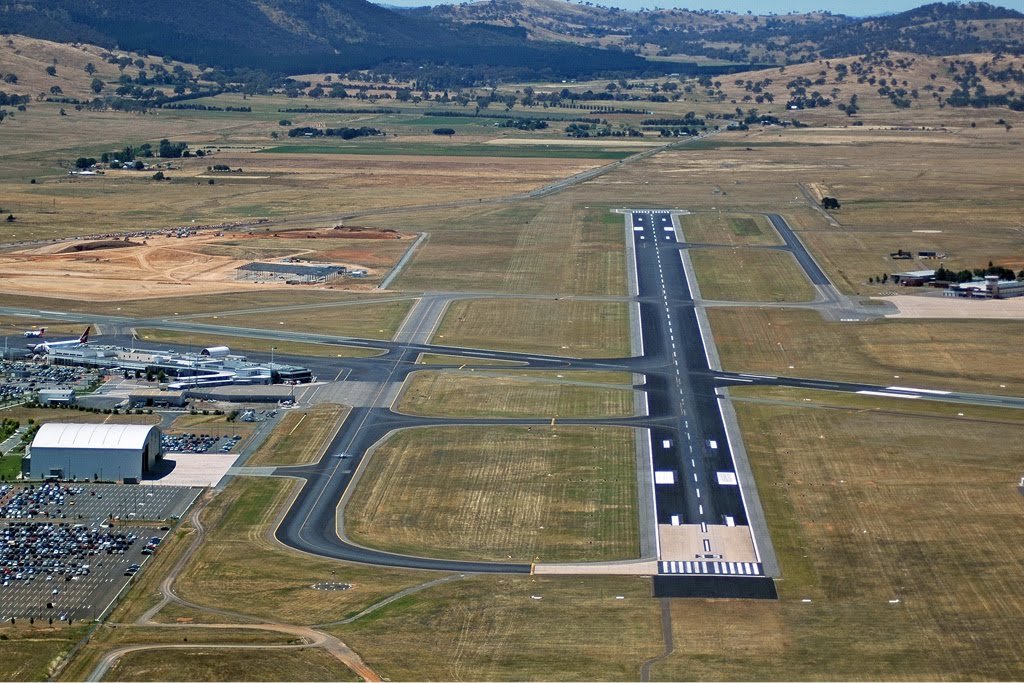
27;423;162;482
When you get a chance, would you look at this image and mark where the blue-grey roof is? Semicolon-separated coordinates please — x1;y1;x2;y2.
237;262;345;277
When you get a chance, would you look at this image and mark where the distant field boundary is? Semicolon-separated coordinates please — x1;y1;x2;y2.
259;144;632;160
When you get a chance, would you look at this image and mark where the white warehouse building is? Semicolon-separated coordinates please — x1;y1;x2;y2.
28;423;162;482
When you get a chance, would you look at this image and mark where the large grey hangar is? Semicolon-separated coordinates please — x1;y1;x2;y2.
27;423;162;482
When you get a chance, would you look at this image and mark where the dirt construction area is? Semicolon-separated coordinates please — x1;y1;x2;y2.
0;227;411;301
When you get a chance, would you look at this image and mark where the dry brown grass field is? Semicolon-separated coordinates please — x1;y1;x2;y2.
0;123;603;244
0;289;390;318
415;352;525;366
433;298;631;358
172;478;432;626
568;125;1022;298
0;35;203;103
0;623;90;681
335;574;662;681
396;370;636;418
645;388;1024;680
191;298;412;340
344;425;639;563
245;404;348;467
104;647;360;682
710;307;1024;396
690;248;817;301
376;199;628;295
678;212;784;246
134;328;383;358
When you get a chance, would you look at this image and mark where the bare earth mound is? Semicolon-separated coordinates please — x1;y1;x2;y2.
0;228;407;301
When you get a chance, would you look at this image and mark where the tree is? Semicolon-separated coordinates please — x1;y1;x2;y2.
91;78;104;94
6;215;14;222
432;128;455;136
74;157;96;169
84;63;96;75
151;171;165;181
45;66;56;77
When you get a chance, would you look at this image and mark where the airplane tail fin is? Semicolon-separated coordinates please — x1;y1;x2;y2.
79;327;90;344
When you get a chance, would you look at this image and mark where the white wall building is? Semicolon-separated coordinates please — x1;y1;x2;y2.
28;423;161;482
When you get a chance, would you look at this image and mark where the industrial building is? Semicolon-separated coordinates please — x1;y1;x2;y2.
27;423;162;482
892;269;936;286
236;261;346;284
47;344;313;388
942;275;1024;299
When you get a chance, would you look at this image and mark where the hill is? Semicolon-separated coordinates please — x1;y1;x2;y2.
414;0;1024;64
0;0;655;78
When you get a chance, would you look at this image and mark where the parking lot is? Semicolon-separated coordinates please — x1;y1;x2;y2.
161;432;242;454
0;361;97;404
0;483;199;620
0;483;198;524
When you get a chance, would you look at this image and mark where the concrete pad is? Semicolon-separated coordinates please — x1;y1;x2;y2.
147;453;236;487
876;295;1024;319
659;524;759;563
532;560;659;575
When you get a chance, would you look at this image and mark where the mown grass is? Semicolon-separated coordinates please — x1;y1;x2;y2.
385;200;628;296
432;298;630;358
334;574;661;681
344;425;639;563
0;290;384;318
710;308;1024;396
134;329;383;359
648;388;1024;680
173;478;429;626
396;370;636;418
105;646;359;682
679;212;783;246
0;624;90;681
414;352;524;366
59;627;301;683
690;248;816;302
245;404;348;467
191;300;413;341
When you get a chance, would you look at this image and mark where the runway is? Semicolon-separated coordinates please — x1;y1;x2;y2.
1;203;1020;591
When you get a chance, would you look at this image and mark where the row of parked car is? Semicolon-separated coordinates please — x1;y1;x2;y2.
0;522;137;586
161;432;241;454
0;484;88;520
